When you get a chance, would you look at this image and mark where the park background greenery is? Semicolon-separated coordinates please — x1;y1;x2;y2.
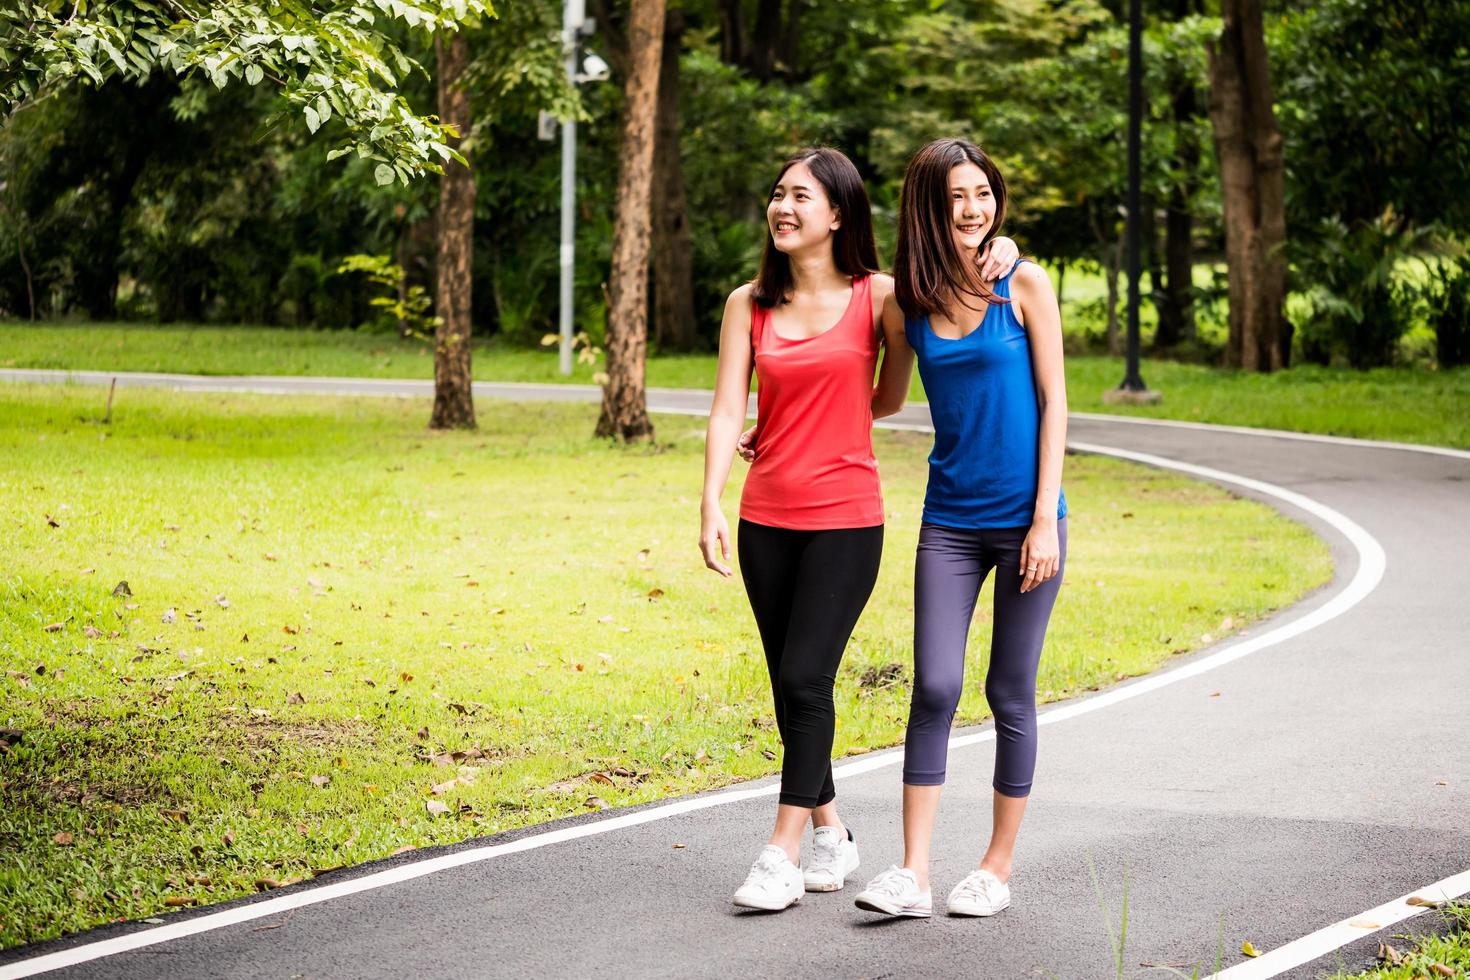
2;0;1468;374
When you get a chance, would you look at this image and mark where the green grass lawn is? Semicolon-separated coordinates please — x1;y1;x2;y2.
4;321;1467;447
0;384;1332;948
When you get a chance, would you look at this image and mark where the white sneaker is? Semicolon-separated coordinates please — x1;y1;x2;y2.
853;865;932;918
732;844;804;911
947;868;1011;917
803;826;860;892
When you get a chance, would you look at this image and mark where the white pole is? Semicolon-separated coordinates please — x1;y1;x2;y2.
557;0;585;377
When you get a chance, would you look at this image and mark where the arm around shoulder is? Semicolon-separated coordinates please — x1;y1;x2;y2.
872;291;915;420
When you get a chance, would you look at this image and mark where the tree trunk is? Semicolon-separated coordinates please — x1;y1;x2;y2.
1157;186;1196;348
1207;0;1288;371
652;11;696;352
777;0;802;73
1105;231;1123;356
1156;83;1199;350
431;30;476;430
746;0;781;79
719;0;744;66
596;0;665;442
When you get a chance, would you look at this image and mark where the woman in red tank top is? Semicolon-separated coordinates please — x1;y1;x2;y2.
699;147;1019;912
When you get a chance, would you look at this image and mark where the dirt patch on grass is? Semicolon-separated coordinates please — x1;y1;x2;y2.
234;714;377;750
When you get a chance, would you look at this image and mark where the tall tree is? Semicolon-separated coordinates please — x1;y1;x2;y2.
1207;0;1288;371
596;0;665;442
1154;0;1206;350
431;31;476;429
652;10;696;352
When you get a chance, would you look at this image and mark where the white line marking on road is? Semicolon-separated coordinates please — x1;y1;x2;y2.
1208;867;1470;979
1070;410;1470;461
0;402;1390;980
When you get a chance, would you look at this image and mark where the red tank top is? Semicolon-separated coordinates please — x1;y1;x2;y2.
739;274;884;530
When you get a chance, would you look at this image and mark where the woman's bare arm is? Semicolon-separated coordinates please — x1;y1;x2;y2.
699;286;756;576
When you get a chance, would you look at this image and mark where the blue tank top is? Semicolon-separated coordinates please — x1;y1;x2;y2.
905;261;1067;529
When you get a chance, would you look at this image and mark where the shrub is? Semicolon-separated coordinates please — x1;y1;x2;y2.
1292;209;1435;369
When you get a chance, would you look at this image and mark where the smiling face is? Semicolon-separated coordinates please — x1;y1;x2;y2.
948;161;996;255
767;162;842;254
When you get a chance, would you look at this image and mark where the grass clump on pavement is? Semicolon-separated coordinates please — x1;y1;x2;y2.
0;383;1331;948
1326;903;1470;978
4;321;1467;448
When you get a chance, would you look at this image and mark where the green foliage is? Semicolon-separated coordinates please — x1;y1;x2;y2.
1274;0;1470;232
336;253;437;336
1292;209;1441;368
1425;250;1470;368
1;0;493;182
2;0;1465;369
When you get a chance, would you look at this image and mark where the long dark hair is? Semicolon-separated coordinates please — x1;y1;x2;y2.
751;147;881;308
893;138;1010;319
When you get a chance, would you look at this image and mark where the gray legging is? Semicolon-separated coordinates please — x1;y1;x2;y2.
902;519;1067;796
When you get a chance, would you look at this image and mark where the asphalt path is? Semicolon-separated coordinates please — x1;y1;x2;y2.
2;370;1468;980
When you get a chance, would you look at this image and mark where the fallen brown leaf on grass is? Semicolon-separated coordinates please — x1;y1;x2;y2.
425;800;450;816
1428;963;1455;977
52;831;74;845
161;609;176;625
286;692;306;705
254;878;293;891
390;845;416;856
1377;941;1403;966
83;625;102;638
163;896;196;907
42;622;64;633
112;581;132;597
310;775;331;788
585;796;610;810
430;779;459;795
160;809;189;825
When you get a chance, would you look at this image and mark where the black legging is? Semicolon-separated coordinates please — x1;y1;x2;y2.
738;519;884;808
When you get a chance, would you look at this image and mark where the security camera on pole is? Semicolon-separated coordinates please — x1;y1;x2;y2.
538;2;609;376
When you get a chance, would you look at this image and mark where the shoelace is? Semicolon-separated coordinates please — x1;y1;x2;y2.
867;868;914;898
745;854;786;887
953;872;998;903
808;838;839;870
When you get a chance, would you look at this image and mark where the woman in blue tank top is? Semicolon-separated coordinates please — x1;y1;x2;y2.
854;139;1068;921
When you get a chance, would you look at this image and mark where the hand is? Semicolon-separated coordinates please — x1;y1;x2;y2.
699;505;733;577
736;424;758;462
1018;520;1060;594
978;236;1021;282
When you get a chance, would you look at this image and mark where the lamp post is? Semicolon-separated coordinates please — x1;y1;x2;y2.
1105;0;1162;405
546;2;608;376
556;1;585;377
